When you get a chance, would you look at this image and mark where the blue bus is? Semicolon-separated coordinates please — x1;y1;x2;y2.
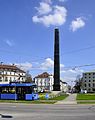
0;82;38;100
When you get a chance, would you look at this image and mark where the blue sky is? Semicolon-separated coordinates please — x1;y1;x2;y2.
0;0;95;84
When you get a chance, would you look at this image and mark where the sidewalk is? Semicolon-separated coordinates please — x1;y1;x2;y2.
55;93;77;104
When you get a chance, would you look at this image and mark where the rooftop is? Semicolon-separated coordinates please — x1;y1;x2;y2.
0;64;26;73
35;72;52;78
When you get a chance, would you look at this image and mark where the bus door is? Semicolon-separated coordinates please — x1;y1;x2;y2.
0;87;1;99
17;87;26;100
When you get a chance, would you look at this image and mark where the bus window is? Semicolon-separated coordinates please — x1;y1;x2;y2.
33;86;37;93
1;87;15;94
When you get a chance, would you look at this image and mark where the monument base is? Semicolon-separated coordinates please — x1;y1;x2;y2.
53;85;60;91
51;91;61;95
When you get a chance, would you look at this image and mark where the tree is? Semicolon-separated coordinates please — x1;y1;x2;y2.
25;71;32;83
74;75;83;93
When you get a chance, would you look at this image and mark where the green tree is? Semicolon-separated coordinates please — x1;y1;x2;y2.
25;71;32;83
74;75;83;93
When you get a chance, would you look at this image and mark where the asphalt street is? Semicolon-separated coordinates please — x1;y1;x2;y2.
0;103;95;120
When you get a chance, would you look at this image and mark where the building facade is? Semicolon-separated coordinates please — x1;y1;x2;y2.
60;81;69;93
34;72;69;92
34;72;53;92
0;64;26;84
82;71;95;93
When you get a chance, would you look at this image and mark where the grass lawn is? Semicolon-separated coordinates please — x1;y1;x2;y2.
39;93;68;100
0;100;56;104
77;93;95;100
77;101;95;104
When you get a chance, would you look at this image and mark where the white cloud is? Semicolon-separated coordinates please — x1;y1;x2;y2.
68;69;77;73
15;62;32;71
44;0;67;3
60;63;65;68
61;68;83;74
61;68;84;85
39;58;64;70
14;59;84;86
40;58;54;70
14;58;64;72
59;0;67;2
5;40;14;47
32;2;67;27
35;2;52;15
70;17;85;32
44;0;52;4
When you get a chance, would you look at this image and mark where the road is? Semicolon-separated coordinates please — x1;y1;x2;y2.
0;103;95;120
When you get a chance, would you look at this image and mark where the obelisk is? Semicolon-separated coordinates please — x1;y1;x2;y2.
53;28;60;91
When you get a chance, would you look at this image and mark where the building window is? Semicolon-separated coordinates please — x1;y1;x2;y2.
0;77;2;82
84;84;86;87
44;81;46;86
89;73;91;75
0;71;2;74
93;84;95;87
48;83;50;86
85;77;87;78
88;88;91;92
10;77;12;81
89;80;91;82
5;77;8;82
88;83;91;87
5;71;7;75
93;73;95;75
40;79;42;85
44;80;46;84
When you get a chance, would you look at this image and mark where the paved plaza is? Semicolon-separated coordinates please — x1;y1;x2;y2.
55;93;77;104
0;103;95;120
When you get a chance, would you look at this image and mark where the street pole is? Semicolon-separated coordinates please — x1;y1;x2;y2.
71;81;73;93
15;83;16;101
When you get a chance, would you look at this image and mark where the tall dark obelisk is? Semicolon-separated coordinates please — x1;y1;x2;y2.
53;28;60;91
